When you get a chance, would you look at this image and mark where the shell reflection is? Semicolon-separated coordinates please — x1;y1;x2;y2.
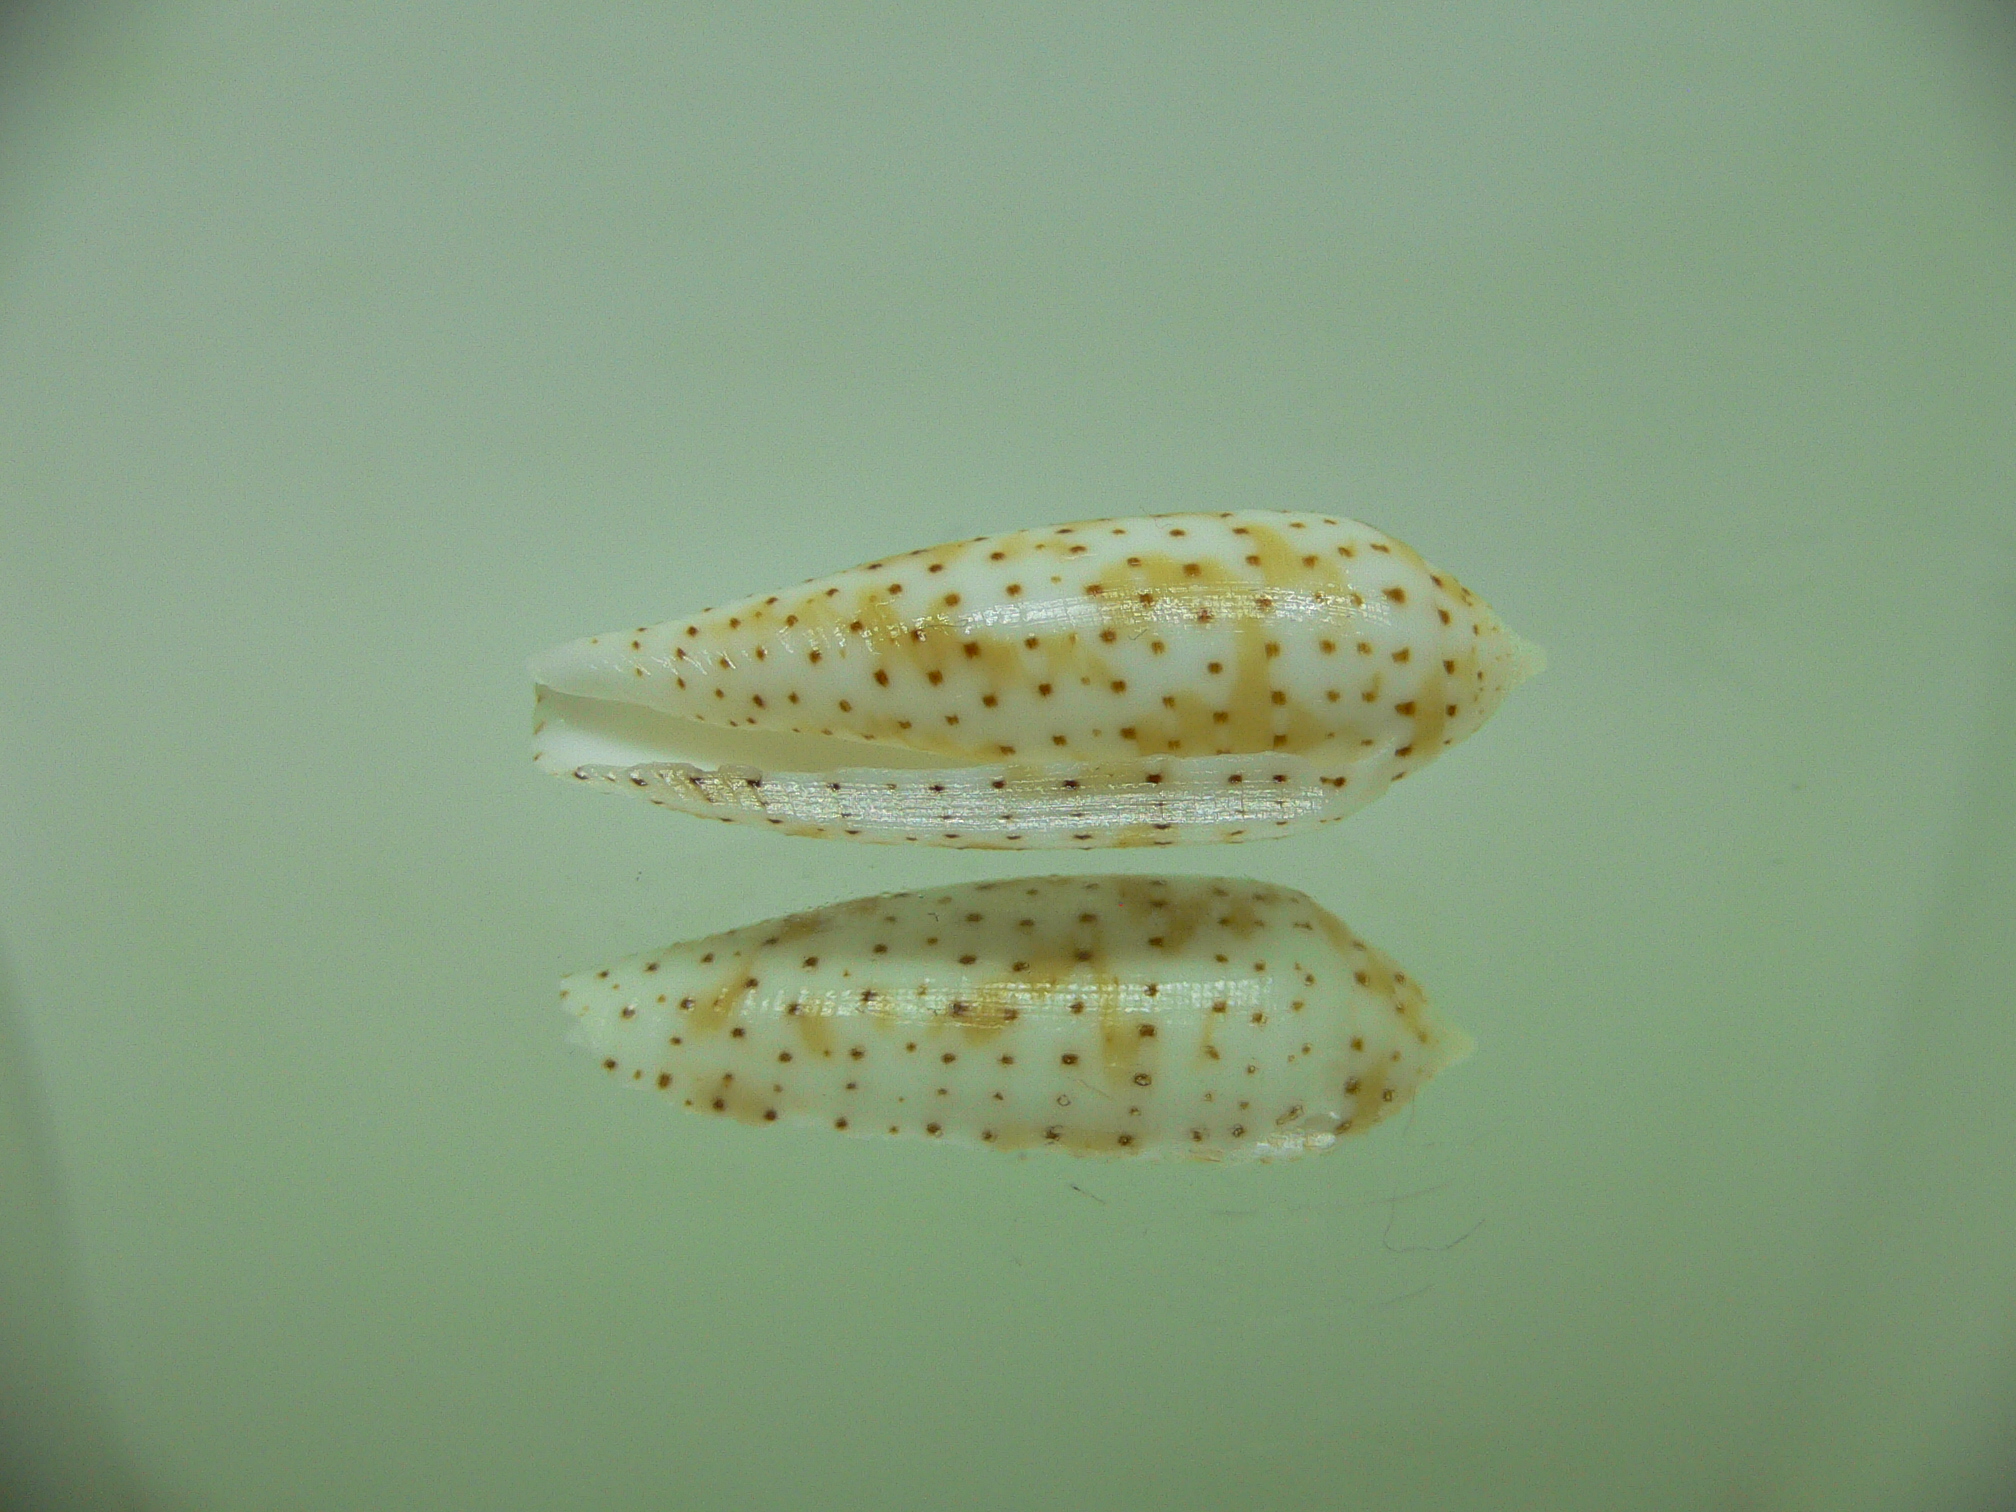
565;874;1471;1160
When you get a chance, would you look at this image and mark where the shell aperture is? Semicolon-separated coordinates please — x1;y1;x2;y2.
531;511;1543;848
564;875;1471;1160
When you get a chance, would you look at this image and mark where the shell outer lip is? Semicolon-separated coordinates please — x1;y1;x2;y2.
559;749;1363;847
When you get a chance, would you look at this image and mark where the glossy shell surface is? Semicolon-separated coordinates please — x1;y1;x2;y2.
565;874;1471;1160
531;510;1542;846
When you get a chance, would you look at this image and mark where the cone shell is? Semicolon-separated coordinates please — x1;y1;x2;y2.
564;875;1471;1160
531;510;1542;847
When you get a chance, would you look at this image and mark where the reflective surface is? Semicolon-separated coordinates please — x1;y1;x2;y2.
563;874;1470;1160
2;4;2014;1510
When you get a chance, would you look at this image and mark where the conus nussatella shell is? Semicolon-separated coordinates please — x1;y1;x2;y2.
565;874;1470;1160
530;510;1542;847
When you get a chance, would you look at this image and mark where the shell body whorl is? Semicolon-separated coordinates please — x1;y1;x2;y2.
532;511;1541;846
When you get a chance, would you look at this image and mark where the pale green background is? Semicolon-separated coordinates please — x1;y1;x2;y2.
3;4;2014;1510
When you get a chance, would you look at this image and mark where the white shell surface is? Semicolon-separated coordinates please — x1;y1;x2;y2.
565;875;1471;1160
531;510;1542;846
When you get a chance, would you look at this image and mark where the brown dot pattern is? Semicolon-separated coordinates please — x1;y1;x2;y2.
530;511;1544;848
563;875;1471;1160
